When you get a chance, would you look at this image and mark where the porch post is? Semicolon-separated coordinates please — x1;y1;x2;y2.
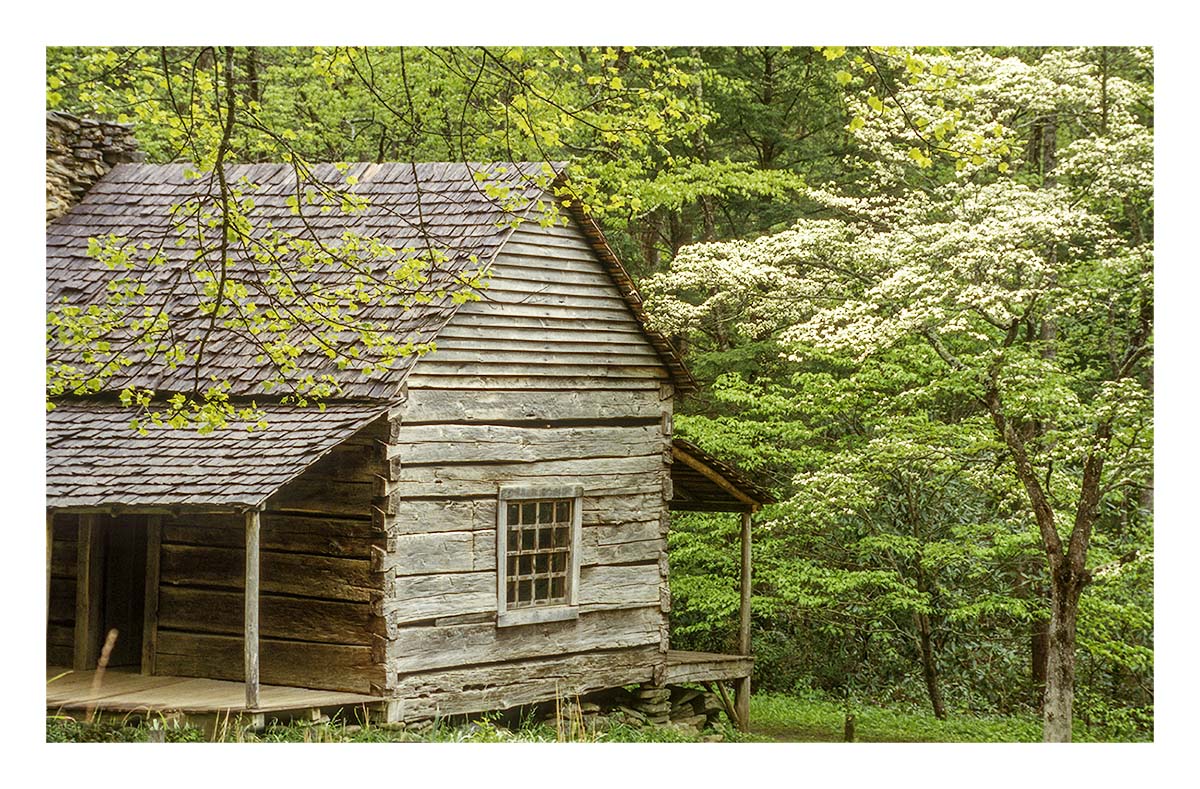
74;514;104;671
46;511;53;631
734;508;753;731
244;509;261;710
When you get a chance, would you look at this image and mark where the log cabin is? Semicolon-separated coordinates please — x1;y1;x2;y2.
44;113;773;730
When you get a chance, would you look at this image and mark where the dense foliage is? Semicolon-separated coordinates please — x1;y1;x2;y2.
46;45;1152;740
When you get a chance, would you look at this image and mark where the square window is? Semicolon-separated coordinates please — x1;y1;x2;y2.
499;490;579;616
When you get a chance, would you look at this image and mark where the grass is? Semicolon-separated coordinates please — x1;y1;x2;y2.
44;693;1151;743
743;693;1151;743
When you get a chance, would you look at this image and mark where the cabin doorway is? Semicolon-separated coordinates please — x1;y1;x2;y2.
98;516;148;668
64;515;149;670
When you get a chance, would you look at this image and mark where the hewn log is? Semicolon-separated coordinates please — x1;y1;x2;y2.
266;477;375;517
157;587;377;645
154;631;379;694
390;424;663;464
405;374;662;392
385;572;497;625
389;646;660;721
387;531;477;576
163;513;380;558
159;545;373;603
392;387;666;424
578;563;661;610
388;606;663;674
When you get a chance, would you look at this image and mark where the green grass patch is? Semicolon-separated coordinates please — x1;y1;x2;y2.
745;693;1150;743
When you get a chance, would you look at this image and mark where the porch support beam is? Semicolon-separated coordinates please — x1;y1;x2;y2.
244;509;261;710
734;508;753;731
73;514;104;671
141;515;162;675
46;511;54;630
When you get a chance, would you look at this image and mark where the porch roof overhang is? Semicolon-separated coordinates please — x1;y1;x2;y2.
45;400;388;512
668;438;776;514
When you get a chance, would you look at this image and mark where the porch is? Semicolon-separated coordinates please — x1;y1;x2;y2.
46;666;382;725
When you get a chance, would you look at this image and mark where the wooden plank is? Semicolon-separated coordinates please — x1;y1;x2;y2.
443;311;649;334
48;579;77;623
390;424;663;465
578;563;662;610
393;388;665;423
141;516;161;676
73;514;103;671
582;538;663;567
421;347;662;368
386;493;665;538
245;510;260;710
154;632;379;694
159;545;374;603
405;374;662;392
385;572;496;626
390;646;660;721
451;300;636;322
157;587;375;645
266;478;375;517
388;531;476;576
387;606;663;674
51;540;78;577
394;454;663;487
410;360;667;381
664;652;755;685
163;513;380;558
434;325;653;348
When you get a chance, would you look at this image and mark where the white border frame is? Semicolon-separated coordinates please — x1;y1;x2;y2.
496;484;583;628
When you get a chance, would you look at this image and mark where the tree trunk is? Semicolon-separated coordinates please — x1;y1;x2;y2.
1043;569;1084;742
916;612;947;719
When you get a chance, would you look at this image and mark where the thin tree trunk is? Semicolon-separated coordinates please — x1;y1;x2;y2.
916;612;947;719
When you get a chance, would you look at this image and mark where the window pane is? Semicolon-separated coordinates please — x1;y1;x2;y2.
535;578;549;600
519;580;532;603
521;503;536;523
552;552;566;573
535;553;549;573
521;529;535;550
553;526;568;547
551;576;565;599
519;554;532;575
538;527;552;549
538;502;554;522
507;503;519;524
556;501;571;522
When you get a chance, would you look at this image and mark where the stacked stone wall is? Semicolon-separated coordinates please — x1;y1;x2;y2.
46;111;142;222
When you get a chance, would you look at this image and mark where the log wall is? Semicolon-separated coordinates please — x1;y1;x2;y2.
151;418;390;694
47;514;79;666
385;214;674;719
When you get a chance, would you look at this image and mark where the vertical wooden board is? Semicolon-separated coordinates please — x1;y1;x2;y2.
141;516;162;675
244;511;261;710
73;515;103;671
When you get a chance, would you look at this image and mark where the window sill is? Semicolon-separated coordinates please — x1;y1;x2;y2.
497;606;579;628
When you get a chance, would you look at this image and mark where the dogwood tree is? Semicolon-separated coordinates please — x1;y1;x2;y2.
645;47;1152;741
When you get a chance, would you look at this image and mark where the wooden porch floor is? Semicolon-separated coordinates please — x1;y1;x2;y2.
664;650;753;684
46;667;381;717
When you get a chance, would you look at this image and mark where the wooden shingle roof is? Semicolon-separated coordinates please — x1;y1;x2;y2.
46;401;384;511
47;161;553;400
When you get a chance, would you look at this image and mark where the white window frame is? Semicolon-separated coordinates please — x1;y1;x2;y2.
496;484;583;628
